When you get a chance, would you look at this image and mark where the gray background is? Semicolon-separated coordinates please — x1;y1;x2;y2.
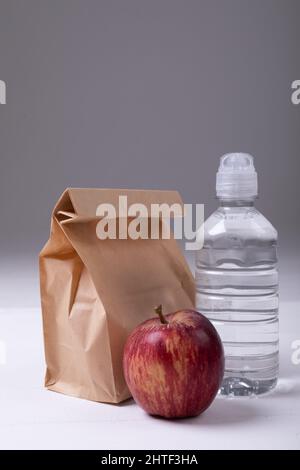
0;0;299;305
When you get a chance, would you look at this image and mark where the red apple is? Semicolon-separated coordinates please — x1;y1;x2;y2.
123;306;224;419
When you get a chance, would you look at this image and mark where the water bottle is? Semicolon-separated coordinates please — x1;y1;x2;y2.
196;153;279;396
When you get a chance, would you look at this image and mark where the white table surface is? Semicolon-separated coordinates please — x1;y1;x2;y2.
0;302;299;450
0;256;299;450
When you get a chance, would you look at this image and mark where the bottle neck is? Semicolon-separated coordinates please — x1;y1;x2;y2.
218;198;255;207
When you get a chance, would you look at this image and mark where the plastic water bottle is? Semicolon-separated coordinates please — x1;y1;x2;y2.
196;153;279;396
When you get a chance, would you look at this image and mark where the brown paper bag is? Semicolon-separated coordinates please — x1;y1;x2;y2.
39;188;195;403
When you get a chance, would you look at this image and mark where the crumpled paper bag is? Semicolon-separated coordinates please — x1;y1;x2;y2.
39;188;195;403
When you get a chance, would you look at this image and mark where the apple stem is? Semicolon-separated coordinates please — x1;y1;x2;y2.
154;304;168;324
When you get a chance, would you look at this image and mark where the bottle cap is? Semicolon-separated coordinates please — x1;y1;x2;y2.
216;153;258;199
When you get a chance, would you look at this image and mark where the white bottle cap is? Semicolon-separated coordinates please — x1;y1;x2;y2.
216;153;258;199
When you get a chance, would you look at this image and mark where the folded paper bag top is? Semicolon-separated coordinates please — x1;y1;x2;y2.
39;188;195;403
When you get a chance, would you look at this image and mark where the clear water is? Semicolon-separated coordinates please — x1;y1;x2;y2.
196;202;279;396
